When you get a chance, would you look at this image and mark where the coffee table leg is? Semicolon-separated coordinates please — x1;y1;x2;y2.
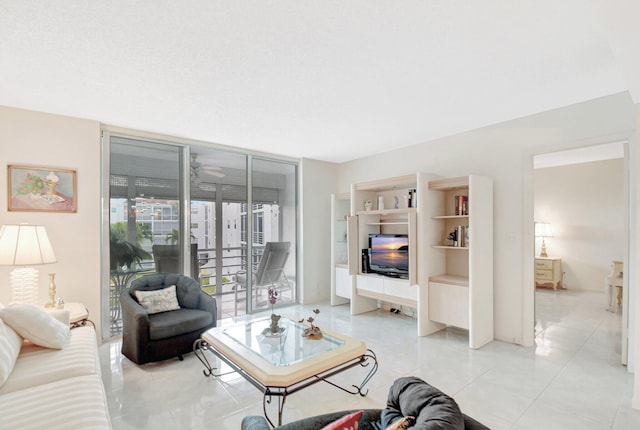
193;339;217;377
317;349;378;396
193;338;238;378
263;389;286;427
357;349;378;395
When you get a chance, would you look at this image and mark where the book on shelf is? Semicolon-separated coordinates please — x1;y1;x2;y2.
455;195;468;216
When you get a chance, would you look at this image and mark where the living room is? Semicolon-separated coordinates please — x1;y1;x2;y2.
1;2;640;429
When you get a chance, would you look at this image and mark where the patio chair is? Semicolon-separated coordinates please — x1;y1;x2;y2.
152;243;200;283
235;242;291;315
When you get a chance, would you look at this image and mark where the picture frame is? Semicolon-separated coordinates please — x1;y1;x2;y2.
7;165;77;213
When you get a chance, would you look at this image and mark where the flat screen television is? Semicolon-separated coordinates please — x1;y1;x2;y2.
368;234;409;278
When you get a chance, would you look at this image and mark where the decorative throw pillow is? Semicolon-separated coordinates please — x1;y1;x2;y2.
0;318;23;387
321;410;364;430
134;285;181;314
0;303;69;349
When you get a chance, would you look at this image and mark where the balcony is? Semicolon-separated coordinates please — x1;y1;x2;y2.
109;245;293;336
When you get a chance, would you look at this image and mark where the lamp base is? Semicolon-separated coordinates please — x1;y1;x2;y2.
10;267;39;305
539;239;548;258
44;273;57;308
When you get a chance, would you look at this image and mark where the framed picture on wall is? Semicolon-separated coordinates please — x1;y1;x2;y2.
7;165;77;213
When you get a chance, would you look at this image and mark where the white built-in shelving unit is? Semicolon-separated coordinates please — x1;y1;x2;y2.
330;173;493;348
331;192;351;305
427;175;493;348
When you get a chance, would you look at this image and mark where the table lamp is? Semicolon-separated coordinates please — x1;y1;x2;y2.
0;224;56;305
534;222;553;258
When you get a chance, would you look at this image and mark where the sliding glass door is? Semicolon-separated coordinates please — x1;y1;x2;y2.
103;132;298;338
248;158;297;313
108;137;185;336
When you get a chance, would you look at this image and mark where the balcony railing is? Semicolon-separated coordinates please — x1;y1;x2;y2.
109;244;282;337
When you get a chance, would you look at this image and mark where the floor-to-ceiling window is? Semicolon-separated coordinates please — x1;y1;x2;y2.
189;147;249;318
103;132;298;338
248;158;297;313
107;136;185;337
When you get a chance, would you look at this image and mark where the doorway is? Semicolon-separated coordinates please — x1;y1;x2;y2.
533;142;628;364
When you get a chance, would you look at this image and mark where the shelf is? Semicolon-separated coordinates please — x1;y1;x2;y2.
365;221;408;226
429;274;469;287
354;174;416;191
432;245;469;250
428;176;469;191
356;289;417;308
432;215;469;220
356;208;416;216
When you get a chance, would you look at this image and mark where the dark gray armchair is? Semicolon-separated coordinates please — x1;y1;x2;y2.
120;272;216;365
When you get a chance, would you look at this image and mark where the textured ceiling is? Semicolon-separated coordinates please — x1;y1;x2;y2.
1;1;638;163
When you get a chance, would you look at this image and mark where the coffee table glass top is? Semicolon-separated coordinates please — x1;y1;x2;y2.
222;317;345;367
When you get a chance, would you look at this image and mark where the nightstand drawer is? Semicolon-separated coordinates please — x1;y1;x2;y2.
535;259;552;270
535;270;553;281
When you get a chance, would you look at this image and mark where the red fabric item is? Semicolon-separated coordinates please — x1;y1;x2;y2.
321;410;364;430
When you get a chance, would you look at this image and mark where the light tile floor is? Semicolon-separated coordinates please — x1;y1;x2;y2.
99;290;640;429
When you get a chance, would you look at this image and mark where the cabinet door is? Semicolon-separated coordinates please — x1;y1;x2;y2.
357;275;383;293
335;267;352;299
383;278;416;301
428;282;469;329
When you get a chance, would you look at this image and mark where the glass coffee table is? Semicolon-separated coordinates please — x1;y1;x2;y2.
194;317;377;426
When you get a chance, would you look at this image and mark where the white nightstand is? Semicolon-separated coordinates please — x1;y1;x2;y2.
535;257;563;290
41;302;93;329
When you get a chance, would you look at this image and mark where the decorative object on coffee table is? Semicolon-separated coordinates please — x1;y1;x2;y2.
299;308;322;339
268;285;282;334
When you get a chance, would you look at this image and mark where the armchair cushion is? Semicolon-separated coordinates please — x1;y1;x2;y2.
148;308;214;340
134;284;181;314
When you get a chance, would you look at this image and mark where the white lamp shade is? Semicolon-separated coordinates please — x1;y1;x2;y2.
0;224;56;266
534;222;553;238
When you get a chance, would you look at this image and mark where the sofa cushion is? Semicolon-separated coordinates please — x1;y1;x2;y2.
0;303;70;349
381;376;464;430
134;284;181;314
0;326;99;395
0;373;111;429
0;318;23;388
148;307;213;340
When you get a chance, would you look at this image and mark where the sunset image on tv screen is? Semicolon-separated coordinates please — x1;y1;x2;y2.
370;236;408;271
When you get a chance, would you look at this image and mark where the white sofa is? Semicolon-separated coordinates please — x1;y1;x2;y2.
0;305;111;429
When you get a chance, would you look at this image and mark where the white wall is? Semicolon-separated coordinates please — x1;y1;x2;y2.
534;159;625;291
300;158;339;304
0;106;102;334
337;92;636;347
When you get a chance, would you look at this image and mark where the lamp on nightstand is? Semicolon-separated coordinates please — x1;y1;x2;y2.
535;222;553;258
0;224;57;305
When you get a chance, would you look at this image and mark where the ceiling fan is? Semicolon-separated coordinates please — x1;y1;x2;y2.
190;153;225;182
